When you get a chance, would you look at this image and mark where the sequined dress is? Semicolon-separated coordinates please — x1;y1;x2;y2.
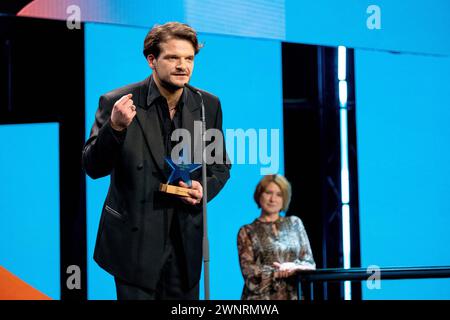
237;216;315;300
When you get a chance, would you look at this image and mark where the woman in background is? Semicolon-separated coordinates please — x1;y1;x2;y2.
237;174;315;300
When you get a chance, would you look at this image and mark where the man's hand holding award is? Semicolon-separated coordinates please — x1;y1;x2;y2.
159;157;203;205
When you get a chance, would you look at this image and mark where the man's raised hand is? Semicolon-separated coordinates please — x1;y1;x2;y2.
110;93;137;131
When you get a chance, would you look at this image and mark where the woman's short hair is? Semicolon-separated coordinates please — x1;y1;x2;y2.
143;21;203;58
253;174;292;212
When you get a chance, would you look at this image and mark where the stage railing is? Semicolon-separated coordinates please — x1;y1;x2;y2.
298;266;450;300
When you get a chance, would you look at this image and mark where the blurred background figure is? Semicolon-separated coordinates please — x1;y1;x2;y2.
237;174;315;300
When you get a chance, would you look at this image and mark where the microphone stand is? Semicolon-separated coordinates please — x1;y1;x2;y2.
185;83;210;300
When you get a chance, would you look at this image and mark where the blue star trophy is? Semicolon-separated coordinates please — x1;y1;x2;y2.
159;156;202;197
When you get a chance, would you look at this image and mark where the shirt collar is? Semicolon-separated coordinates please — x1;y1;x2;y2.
146;75;187;109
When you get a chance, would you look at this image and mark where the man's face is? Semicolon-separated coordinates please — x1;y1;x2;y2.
148;38;195;91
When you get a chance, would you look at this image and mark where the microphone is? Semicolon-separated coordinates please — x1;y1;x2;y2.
184;82;202;96
184;83;205;122
184;82;210;300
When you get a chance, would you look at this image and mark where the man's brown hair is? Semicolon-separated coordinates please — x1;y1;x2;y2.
143;22;203;58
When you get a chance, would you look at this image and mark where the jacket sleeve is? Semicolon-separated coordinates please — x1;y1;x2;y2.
204;98;231;201
82;95;127;179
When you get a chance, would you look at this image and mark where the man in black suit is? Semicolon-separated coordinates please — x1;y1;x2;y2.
82;22;230;300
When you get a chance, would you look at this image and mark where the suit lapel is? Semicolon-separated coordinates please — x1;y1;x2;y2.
134;77;166;174
135;107;165;174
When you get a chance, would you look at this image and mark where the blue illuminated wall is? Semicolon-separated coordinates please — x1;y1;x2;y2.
0;123;60;299
85;23;283;299
356;51;450;299
286;0;450;55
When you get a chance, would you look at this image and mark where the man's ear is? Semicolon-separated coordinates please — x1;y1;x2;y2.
147;54;156;69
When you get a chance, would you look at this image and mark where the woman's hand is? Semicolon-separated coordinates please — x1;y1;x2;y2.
273;262;315;278
273;262;297;278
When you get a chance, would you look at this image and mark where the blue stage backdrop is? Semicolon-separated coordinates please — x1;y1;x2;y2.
85;23;284;300
0;123;60;299
356;50;450;299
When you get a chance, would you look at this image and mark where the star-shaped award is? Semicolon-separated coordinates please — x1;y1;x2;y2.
165;157;201;187
159;156;201;196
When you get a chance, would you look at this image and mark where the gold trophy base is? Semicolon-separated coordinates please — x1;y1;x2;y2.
159;183;190;197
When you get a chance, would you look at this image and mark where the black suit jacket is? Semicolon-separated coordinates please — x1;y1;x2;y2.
82;76;231;290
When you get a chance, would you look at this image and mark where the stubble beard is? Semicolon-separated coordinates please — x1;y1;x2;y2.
159;74;188;93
